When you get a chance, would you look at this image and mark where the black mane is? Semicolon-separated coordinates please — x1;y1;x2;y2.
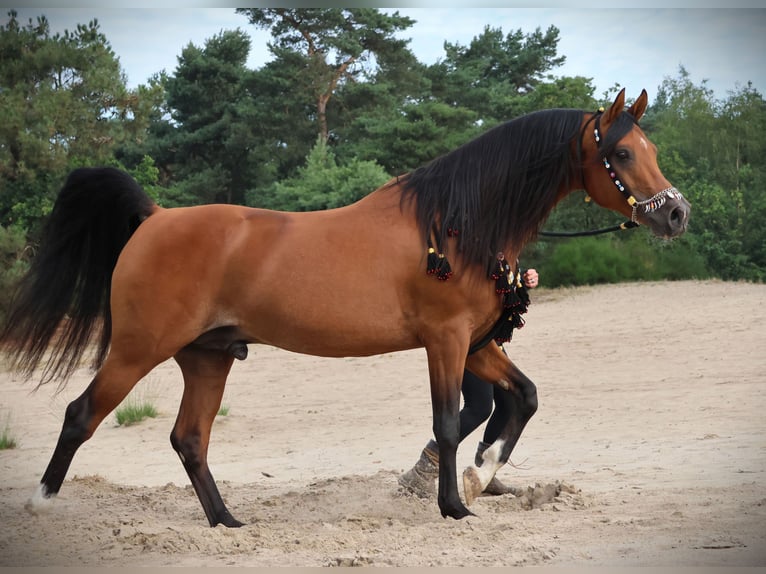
399;108;586;275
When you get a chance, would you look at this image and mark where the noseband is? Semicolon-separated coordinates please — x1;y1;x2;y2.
592;110;683;223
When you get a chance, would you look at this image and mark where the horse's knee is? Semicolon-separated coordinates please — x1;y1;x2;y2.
521;379;538;418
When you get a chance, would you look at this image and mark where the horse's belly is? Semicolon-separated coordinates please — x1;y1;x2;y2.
236;281;419;357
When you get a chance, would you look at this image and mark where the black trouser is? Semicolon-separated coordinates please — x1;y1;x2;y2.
459;347;509;445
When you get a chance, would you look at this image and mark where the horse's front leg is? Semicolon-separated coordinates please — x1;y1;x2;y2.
462;343;538;505
425;337;474;520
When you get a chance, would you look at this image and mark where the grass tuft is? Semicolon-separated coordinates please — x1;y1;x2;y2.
217;405;230;417
0;415;17;449
115;397;158;426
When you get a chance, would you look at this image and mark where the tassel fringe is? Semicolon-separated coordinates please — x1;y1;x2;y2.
493;256;530;343
426;241;453;280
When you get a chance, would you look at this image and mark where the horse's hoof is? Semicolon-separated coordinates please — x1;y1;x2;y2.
215;512;245;528
25;483;55;516
462;466;483;506
439;499;476;520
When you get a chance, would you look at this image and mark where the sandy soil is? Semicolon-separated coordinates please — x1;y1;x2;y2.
0;280;764;567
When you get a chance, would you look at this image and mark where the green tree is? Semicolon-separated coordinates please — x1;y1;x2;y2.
426;25;567;125
149;29;265;206
338;100;480;175
0;10;163;229
339;24;597;176
236;8;414;143
255;136;390;211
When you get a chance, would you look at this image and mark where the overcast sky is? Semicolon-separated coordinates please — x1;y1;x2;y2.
6;7;766;105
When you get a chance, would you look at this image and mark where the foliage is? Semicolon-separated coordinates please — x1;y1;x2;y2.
145;29;265;206
539;233;710;287
0;225;29;324
253;137;390;210
236;8;415;144
643;68;766;281
426;24;567;125
339;100;481;175
0;10;163;231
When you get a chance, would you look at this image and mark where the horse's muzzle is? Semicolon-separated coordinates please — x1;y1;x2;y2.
645;194;691;239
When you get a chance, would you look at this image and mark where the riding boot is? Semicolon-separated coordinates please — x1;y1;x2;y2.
398;439;439;498
475;440;519;496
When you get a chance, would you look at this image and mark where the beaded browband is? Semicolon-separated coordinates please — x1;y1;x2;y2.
593;109;683;223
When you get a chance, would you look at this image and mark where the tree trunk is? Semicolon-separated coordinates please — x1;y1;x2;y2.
317;93;330;143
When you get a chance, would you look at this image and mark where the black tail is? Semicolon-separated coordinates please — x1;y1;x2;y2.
0;167;156;387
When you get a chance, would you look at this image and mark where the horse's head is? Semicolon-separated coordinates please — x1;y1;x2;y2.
580;89;691;238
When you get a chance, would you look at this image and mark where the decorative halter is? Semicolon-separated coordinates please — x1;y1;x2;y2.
592;109;683;223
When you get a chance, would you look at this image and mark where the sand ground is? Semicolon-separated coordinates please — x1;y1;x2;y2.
0;280;764;567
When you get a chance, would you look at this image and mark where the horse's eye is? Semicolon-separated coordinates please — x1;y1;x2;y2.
615;149;631;161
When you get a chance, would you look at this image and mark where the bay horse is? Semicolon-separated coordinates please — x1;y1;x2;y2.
1;89;690;526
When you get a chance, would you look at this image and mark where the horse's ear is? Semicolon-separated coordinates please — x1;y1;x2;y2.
628;89;649;123
601;88;625;127
602;88;626;126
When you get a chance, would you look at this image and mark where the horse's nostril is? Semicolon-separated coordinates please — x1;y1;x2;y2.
669;205;688;232
673;203;690;222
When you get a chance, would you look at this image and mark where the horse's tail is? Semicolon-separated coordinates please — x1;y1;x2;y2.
0;167;157;387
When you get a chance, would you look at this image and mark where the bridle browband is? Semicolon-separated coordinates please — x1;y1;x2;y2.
541;108;682;238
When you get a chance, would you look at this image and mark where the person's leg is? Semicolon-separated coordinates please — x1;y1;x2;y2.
399;369;494;497
459;369;494;441
472;347;521;497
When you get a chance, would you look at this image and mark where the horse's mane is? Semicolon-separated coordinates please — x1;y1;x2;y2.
399;108;586;275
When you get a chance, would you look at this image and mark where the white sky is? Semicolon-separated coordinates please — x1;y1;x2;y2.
6;7;766;104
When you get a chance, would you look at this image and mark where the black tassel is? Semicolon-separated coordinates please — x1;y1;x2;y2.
426;244;453;280
494;267;530;343
502;288;520;309
494;314;516;343
515;282;530;311
426;246;439;275
493;310;527;344
504;273;530;311
492;256;512;294
436;253;453;280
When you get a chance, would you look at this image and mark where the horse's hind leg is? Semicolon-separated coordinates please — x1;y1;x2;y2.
26;356;157;514
171;346;242;527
